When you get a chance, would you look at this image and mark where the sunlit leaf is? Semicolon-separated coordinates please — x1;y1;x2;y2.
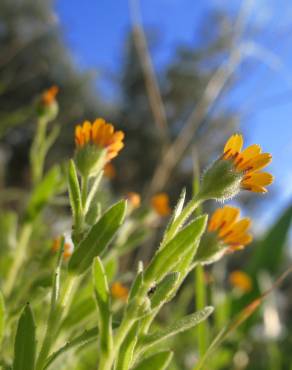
69;200;126;274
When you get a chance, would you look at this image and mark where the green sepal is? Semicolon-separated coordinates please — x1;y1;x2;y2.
69;200;126;274
13;303;36;370
195;232;226;265
74;144;106;178
199;158;242;201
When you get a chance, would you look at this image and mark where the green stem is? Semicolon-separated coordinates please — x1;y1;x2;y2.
98;317;135;370
195;265;208;361
4;223;32;297
30;118;48;185
36;273;78;370
164;195;203;244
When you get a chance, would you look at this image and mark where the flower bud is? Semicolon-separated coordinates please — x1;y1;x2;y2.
199;158;242;201
74;144;107;178
195;232;226;265
37;86;59;122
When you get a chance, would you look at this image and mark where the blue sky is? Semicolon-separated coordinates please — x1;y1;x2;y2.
55;0;292;224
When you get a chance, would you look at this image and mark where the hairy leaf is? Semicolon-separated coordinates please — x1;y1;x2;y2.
69;200;126;274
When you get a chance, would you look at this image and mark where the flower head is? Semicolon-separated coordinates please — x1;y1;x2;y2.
223;134;273;193
111;282;129;301
151;193;171;217
196;206;252;264
37;85;59;121
41;85;59;106
208;206;252;252
229;270;252;293
126;192;141;209
74;119;124;177
199;134;273;201
75;119;124;161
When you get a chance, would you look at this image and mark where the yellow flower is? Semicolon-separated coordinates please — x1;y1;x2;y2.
208;205;252;252
51;236;73;261
223;134;274;193
151;193;171;217
111;282;129;301
75;119;125;161
229;270;252;293
41;85;59;106
126;192;141;209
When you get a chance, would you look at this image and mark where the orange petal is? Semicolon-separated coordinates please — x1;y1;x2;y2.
208;208;225;231
223;134;243;158
243;153;272;173
243;172;274;187
223;218;251;244
241;183;267;193
82;121;92;143
235;144;261;170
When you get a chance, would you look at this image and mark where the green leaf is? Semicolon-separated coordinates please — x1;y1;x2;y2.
44;327;98;370
132;351;173;370
150;272;180;310
144;215;207;285
84;171;103;214
69;200;127;274
139;307;213;352
0;291;5;348
92;257;112;354
68;160;82;221
116;323;139;370
129;271;144;301
25;165;63;221
248;204;292;275
13;303;36;370
164;188;186;238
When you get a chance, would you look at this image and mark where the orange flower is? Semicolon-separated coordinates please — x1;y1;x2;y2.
75;119;124;161
223;134;274;193
229;270;252;293
111;282;129;301
51;237;73;261
151;193;171;217
126;192;141;208
208;206;252;252
104;163;116;179
41;85;59;106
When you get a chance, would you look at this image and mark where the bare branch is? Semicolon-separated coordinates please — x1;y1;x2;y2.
129;0;169;140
